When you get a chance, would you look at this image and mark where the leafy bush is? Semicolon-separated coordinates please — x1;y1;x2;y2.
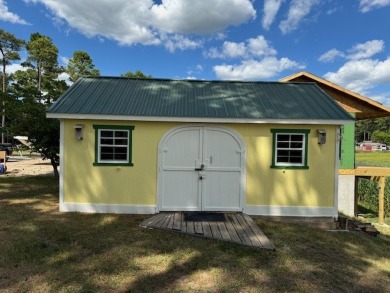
358;178;390;216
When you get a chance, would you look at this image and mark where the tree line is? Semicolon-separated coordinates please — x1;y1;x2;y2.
355;117;390;146
0;29;150;176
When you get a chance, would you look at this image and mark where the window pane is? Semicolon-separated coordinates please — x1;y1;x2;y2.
101;138;113;145
291;135;303;141
290;156;303;163
101;146;114;153
278;150;289;156
115;131;128;138
290;150;302;157
101;153;114;160
114;138;128;145
101;131;113;137
277;156;289;163
278;134;290;141
114;147;127;154
290;142;303;148
277;142;289;148
114;153;127;160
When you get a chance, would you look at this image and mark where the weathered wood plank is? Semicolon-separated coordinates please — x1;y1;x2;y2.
142;214;164;226
224;216;242;243
140;213;166;228
242;214;275;249
202;221;212;237
166;213;175;230
235;213;263;247
229;214;251;246
180;213;187;233
194;221;203;234
172;212;182;230
187;220;195;234
217;222;231;241
209;221;222;239
156;213;171;229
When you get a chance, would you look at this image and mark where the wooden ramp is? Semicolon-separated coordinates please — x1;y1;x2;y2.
140;212;275;250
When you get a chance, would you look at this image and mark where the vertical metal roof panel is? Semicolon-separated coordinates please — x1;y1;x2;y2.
48;77;353;121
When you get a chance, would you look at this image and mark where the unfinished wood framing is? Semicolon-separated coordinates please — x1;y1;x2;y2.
340;167;389;224
280;71;390;120
140;212;275;250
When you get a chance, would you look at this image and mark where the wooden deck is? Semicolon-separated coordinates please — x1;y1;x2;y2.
140;212;275;250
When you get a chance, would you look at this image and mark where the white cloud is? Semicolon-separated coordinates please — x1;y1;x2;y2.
59;56;69;66
262;0;283;30
319;40;384;63
347;40;384;60
214;57;305;80
222;41;247;58
162;34;202;53
149;0;256;34
0;0;29;24
359;0;390;13
319;49;345;62
247;36;277;57
5;63;25;74
24;0;256;50
370;93;390;107
279;0;320;34
187;64;204;77
324;58;390;95
205;35;277;59
58;72;72;86
195;64;203;72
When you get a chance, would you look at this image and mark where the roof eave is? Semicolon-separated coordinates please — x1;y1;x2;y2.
46;113;353;125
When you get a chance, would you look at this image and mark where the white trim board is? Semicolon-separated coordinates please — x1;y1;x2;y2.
245;205;337;217
60;203;157;214
60;203;336;217
59;120;65;205
47;113;353;125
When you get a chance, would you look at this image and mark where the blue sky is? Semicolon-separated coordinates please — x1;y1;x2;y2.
1;0;390;106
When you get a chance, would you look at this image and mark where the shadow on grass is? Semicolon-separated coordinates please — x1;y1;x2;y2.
1;176;390;292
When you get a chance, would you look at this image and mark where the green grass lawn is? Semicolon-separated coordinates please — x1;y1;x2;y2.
1;176;390;292
356;150;390;167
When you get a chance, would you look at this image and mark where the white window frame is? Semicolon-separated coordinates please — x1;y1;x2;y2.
271;129;310;169
93;125;134;166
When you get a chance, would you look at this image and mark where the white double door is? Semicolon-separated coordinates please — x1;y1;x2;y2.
159;126;245;212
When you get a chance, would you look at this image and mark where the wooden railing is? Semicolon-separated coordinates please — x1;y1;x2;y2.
339;167;390;224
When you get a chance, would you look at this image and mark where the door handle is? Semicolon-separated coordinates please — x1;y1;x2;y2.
195;163;204;171
199;176;205;180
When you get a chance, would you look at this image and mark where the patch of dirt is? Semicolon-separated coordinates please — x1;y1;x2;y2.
2;155;55;177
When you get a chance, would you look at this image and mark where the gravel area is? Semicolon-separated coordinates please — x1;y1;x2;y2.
2;155;55;177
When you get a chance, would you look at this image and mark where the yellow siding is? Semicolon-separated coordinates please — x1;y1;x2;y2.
63;120;337;208
229;124;337;207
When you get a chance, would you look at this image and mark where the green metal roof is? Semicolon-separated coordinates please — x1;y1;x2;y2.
47;76;353;122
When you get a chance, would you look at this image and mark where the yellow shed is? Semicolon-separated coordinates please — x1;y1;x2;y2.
47;77;353;218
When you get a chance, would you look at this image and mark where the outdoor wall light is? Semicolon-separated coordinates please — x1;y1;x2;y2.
317;129;327;144
74;124;84;140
